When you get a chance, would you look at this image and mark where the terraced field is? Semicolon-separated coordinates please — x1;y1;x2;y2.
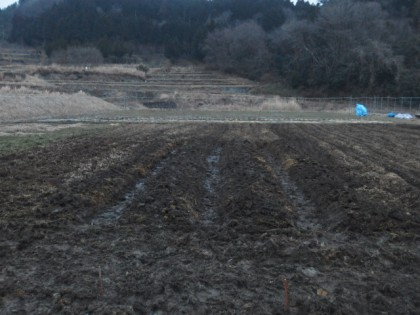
0;123;419;314
0;65;256;108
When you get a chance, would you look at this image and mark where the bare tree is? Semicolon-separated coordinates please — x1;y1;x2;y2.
271;0;404;91
270;19;324;87
204;21;272;79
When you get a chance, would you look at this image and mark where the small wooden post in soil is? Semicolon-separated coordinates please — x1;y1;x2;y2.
283;278;289;312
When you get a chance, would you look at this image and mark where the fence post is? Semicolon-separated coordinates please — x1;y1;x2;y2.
373;96;376;114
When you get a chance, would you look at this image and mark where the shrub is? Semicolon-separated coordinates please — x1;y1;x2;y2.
136;64;149;73
51;46;104;66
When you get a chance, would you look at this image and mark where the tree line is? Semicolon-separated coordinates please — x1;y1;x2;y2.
1;0;419;95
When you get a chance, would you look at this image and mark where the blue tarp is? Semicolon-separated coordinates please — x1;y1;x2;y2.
387;112;396;118
355;104;368;116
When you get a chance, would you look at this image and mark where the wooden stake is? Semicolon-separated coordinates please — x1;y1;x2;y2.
283;278;289;312
98;266;104;297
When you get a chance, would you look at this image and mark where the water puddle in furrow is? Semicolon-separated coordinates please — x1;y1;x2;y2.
267;155;351;250
278;170;322;231
266;156;321;231
91;150;177;225
203;147;223;225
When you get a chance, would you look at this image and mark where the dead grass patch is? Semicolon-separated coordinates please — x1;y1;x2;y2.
22;75;54;88
33;64;146;80
2;64;146;80
260;96;301;111
0;87;120;121
157;92;302;111
282;158;298;170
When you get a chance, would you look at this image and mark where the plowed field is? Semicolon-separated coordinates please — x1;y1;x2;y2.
1;123;419;314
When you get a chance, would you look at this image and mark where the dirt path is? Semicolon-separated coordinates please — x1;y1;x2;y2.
0;123;419;314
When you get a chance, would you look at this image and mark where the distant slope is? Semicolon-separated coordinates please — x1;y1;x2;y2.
0;87;119;121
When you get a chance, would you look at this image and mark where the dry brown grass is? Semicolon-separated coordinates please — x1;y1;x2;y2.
38;64;146;79
156;92;302;111
3;64;146;80
260;96;301;111
22;75;54;88
0;87;120;121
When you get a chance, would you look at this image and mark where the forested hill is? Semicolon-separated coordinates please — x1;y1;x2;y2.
8;0;306;58
2;0;420;95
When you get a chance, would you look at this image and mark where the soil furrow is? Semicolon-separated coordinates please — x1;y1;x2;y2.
1;123;419;315
203;147;223;225
91;149;178;225
264;154;321;232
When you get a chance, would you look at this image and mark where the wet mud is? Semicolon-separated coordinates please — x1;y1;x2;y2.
0;123;419;314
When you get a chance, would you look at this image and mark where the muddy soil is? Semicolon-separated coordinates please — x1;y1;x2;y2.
0;123;419;314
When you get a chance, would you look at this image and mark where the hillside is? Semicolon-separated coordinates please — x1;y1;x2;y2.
2;0;419;96
0;87;120;121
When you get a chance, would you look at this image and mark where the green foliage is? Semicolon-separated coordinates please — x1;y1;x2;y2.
9;0;296;60
136;64;149;73
0;125;109;156
0;130;74;155
0;2;17;40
